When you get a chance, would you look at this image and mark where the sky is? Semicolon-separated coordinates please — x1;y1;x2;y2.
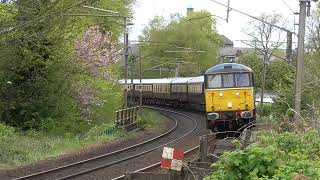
130;0;310;48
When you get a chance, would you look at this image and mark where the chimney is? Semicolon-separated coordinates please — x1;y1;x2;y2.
187;7;194;16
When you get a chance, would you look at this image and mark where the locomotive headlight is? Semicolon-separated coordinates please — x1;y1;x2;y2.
240;111;253;119
207;113;219;121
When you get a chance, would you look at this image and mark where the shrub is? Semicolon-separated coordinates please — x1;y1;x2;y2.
206;131;320;180
136;110;162;130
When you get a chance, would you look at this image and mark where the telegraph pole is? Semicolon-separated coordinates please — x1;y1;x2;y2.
286;31;293;62
124;17;129;108
139;49;142;107
260;51;268;116
130;50;134;105
294;0;308;121
226;0;231;23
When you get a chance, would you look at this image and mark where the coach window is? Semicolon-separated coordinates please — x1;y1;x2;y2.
235;73;250;87
207;74;221;89
223;74;234;88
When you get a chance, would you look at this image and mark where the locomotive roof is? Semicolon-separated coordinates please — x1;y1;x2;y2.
205;63;252;74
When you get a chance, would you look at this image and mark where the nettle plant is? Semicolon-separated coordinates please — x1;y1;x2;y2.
206;131;320;180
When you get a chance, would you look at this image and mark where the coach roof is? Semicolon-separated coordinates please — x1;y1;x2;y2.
188;76;204;83
205;63;252;74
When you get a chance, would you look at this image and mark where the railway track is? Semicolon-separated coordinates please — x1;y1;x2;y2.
112;122;256;180
12;106;203;180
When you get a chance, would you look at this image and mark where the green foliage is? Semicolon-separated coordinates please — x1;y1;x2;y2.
207;131;320;180
136;110;165;130
0;122;127;168
240;53;263;88
79;75;123;125
240;53;296;115
0;3;16;28
240;53;295;92
138;11;222;78
0;0;134;133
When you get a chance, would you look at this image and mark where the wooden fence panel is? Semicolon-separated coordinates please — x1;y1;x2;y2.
114;106;140;130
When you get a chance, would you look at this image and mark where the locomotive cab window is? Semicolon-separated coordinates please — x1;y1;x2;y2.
207;73;252;89
223;74;234;88
235;73;250;87
207;74;222;88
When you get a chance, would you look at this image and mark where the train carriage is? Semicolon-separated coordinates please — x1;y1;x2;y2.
171;77;193;107
187;76;205;111
152;78;176;105
133;79;153;101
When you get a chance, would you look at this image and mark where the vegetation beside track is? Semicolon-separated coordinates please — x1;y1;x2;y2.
137;109;167;130
0;122;127;169
206;130;320;180
0;109;167;169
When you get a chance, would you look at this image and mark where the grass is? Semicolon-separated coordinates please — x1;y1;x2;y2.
136;109;167;130
0;123;127;169
0;109;167;169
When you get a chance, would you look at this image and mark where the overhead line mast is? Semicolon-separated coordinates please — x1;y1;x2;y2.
294;0;317;121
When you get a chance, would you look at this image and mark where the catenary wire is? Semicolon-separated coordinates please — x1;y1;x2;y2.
208;0;294;34
280;0;295;13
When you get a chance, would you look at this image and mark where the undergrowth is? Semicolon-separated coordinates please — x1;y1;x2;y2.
136;109;165;130
0;122;127;169
206;130;320;180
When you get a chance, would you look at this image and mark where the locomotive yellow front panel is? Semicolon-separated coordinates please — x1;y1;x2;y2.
205;88;254;113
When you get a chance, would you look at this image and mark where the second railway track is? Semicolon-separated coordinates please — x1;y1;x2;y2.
11;106;207;180
112;121;256;180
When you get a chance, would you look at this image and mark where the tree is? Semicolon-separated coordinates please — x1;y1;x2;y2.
0;0;134;133
243;12;287;115
306;2;320;53
138;11;222;78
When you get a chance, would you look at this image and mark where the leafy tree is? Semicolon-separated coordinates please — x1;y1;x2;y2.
138;11;222;78
0;0;134;133
239;52;263;89
242;12;288;114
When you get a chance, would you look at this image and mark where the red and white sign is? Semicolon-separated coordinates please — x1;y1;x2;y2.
161;147;184;171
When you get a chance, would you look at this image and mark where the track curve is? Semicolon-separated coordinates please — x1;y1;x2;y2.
12;106;205;180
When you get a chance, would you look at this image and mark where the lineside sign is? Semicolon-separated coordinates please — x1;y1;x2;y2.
161;147;184;171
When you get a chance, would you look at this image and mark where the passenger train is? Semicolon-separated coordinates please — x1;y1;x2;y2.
120;63;255;132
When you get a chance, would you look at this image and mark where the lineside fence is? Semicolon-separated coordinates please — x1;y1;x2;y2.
115;106;140;131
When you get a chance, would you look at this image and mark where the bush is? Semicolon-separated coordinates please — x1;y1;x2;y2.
206;131;320;180
0;123;16;140
136;110;163;130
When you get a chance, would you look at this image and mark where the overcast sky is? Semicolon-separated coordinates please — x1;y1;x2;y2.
129;0;312;47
